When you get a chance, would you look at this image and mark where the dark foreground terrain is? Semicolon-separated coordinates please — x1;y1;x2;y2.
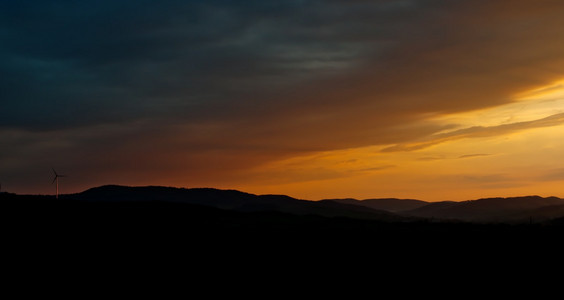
3;192;562;247
2;190;563;289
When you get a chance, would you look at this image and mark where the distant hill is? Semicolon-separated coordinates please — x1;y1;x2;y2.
317;195;564;223
402;196;564;223
3;186;564;224
2;187;563;257
400;201;459;215
3;190;563;274
66;185;405;221
324;198;429;212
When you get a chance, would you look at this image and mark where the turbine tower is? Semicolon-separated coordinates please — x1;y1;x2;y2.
52;168;66;199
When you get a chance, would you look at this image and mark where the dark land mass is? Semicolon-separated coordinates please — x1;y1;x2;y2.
401;196;564;223
324;198;429;212
67;185;404;221
2;187;563;241
325;195;564;224
2;188;563;276
68;185;564;223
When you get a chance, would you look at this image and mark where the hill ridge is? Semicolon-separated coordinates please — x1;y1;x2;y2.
68;184;404;221
5;185;564;223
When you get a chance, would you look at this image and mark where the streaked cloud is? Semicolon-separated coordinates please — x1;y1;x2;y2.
383;113;564;152
539;168;564;182
458;154;491;159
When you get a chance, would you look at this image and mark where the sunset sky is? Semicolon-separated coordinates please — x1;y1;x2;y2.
2;0;564;201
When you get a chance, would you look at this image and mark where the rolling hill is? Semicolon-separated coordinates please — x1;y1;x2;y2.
323;198;429;212
322;195;564;223
401;196;564;223
2;187;562;272
65;185;405;221
3;186;564;225
2;186;563;259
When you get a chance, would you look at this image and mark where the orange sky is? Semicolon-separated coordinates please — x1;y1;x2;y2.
237;79;564;201
3;1;564;201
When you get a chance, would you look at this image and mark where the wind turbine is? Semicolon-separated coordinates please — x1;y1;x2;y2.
52;168;67;199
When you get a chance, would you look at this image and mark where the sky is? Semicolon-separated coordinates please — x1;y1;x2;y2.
2;0;564;201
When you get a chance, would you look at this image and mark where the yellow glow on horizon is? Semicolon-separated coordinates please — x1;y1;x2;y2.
432;78;564;131
239;79;564;201
516;79;564;101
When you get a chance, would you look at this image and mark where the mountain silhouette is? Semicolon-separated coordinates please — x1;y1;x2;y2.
323;198;429;212
2;186;563;262
402;196;564;223
321;195;564;223
3;186;563;275
67;185;404;221
3;186;564;226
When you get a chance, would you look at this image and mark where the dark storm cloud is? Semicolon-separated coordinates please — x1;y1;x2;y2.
1;0;410;129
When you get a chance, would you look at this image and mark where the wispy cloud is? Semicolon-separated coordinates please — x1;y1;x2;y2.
357;165;397;172
539;168;564;182
458;154;491;159
383;113;564;152
417;154;491;161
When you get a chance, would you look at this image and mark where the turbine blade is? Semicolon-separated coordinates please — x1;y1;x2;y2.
52;176;57;184
52;168;58;176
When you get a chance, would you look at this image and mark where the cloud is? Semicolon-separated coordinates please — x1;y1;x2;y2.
458;154;491;159
539;168;564;182
1;0;388;130
448;173;526;189
3;0;563;132
3;0;564;194
383;113;564;152
417;154;491;161
357;165;397;173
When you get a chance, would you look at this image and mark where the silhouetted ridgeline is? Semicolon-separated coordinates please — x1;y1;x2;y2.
3;187;564;271
67;185;404;221
3;189;561;296
2;186;563;233
401;196;564;223
325;198;429;212
66;185;564;223
329;195;564;223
